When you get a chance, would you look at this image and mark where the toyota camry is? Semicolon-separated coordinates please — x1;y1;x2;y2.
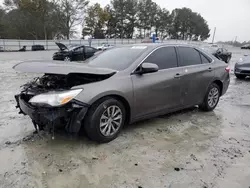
14;44;230;143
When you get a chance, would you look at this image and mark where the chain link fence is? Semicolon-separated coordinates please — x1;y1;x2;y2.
0;38;206;51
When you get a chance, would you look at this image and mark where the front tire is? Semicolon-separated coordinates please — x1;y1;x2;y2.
235;74;246;79
64;56;71;61
199;83;220;111
84;97;126;143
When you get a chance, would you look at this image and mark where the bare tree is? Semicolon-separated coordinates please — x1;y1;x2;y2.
58;0;89;39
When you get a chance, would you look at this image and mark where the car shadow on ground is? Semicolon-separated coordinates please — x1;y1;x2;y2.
21;106;219;148
123;106;200;131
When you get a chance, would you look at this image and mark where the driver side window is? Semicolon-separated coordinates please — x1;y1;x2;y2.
74;47;83;53
144;47;178;70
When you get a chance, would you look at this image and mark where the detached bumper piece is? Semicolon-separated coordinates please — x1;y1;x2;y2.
15;94;89;135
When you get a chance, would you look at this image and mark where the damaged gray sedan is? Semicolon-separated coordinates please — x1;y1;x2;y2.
14;44;230;143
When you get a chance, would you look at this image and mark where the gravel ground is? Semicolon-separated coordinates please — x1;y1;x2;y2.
0;48;250;188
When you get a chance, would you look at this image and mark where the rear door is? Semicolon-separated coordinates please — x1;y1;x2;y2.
131;46;184;119
177;46;215;107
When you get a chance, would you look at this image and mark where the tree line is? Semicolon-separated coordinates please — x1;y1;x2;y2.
218;40;250;47
0;0;88;39
0;0;210;41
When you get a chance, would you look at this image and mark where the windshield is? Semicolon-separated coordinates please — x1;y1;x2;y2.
242;55;250;62
87;46;147;70
68;45;81;51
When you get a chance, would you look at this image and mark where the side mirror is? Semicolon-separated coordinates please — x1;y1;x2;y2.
136;62;159;74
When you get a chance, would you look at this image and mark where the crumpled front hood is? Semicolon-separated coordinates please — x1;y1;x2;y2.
13;60;117;75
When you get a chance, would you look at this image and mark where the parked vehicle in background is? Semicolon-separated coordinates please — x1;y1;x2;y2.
209;43;219;48
212;48;232;63
31;45;45;51
241;44;250;49
14;44;230;143
202;46;232;63
234;55;250;79
141;37;160;43
19;46;26;52
0;46;3;52
53;42;98;61
96;43;114;50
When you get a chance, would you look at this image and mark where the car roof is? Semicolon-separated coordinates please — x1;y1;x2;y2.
69;45;85;49
69;44;84;47
112;43;215;61
117;43;203;50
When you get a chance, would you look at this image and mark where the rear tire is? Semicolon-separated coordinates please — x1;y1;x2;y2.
84;97;126;143
235;74;246;79
199;83;220;111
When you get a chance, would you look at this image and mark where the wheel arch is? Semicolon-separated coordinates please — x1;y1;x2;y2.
88;94;131;125
212;80;223;96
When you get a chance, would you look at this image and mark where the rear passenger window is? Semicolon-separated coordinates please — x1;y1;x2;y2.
144;47;178;69
200;53;211;64
74;47;83;53
178;47;202;66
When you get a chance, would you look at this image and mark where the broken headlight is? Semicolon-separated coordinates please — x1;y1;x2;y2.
29;89;82;107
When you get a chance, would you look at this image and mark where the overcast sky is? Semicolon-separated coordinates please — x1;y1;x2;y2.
1;0;249;41
91;0;250;42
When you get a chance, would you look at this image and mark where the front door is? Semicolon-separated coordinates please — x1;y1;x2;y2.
85;46;97;59
72;46;84;61
176;46;215;106
131;46;184;119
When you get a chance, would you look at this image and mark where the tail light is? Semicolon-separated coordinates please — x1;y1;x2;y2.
225;67;230;73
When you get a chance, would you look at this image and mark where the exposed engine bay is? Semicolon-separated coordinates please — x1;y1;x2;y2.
21;73;113;95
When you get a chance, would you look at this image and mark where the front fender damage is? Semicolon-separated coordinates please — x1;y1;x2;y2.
65;104;89;133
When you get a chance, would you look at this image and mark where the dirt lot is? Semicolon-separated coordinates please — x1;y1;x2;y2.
0;48;250;188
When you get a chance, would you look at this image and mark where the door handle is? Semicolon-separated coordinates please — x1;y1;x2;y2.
174;73;181;78
208;67;213;72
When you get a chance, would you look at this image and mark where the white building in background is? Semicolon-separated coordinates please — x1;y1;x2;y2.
83;35;93;40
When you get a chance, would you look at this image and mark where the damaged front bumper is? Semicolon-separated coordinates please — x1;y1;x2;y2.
15;94;89;134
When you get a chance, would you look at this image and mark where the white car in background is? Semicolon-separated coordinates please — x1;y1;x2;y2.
209;43;219;48
96;43;114;50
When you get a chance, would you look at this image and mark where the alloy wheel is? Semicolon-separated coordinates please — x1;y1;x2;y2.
64;57;70;61
207;87;219;108
99;105;123;137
